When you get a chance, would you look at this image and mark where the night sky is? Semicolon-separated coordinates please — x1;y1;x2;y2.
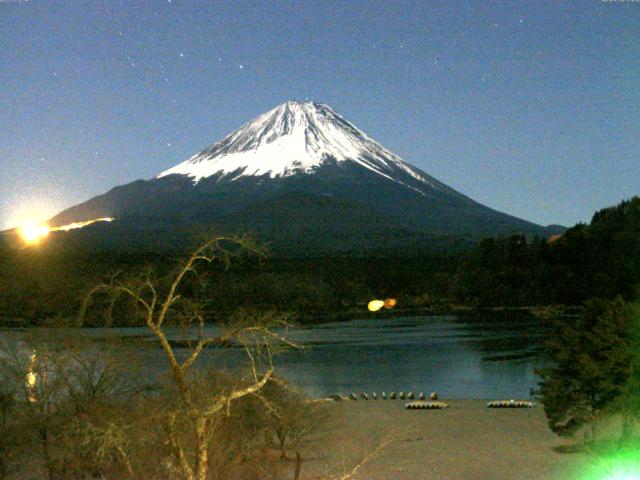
1;0;639;230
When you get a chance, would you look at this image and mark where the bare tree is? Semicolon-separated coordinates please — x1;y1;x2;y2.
0;339;67;480
259;378;334;480
0;333;143;480
79;235;293;480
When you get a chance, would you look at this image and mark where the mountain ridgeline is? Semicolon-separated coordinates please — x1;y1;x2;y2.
47;101;559;255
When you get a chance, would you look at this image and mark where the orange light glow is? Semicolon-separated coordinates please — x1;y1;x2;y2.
384;298;397;309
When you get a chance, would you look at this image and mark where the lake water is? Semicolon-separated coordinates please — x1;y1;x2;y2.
263;313;548;399
1;313;549;399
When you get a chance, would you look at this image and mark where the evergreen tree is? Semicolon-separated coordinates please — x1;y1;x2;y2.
606;302;640;441
537;297;636;439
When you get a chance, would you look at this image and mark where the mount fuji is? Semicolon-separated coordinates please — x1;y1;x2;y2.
48;101;558;254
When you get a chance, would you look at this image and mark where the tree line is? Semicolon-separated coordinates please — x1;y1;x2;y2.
2;196;640;325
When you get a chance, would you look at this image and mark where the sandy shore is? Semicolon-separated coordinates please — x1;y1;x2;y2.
304;399;590;480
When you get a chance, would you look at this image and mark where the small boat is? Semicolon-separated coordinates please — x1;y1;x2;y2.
486;399;536;408
405;401;449;410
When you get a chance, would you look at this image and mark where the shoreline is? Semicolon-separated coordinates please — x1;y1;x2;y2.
0;303;581;329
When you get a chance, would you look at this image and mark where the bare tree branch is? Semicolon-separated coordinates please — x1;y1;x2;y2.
77;234;289;480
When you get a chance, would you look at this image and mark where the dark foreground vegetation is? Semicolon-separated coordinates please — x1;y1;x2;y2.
1;197;639;325
0;332;340;480
537;299;640;446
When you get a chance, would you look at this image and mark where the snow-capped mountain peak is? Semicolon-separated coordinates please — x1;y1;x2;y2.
157;101;438;190
47;100;551;249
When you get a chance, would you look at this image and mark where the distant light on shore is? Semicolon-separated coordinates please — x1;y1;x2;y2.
368;298;397;312
368;300;385;312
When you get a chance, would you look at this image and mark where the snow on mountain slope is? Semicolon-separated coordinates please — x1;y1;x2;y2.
157;101;449;195
45;100;552;249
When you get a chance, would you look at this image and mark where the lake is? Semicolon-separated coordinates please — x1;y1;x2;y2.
1;312;549;399
261;313;549;398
